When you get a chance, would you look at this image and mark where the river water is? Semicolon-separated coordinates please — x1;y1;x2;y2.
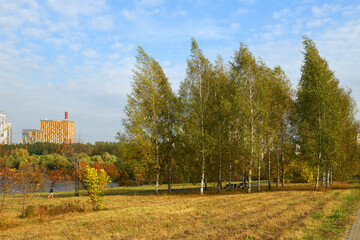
5;177;119;194
39;178;120;193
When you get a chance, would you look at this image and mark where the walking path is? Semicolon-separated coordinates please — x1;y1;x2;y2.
343;207;360;239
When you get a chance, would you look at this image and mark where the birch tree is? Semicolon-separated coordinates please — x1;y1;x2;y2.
230;43;263;194
178;38;214;195
293;36;340;190
269;66;293;188
123;46;175;195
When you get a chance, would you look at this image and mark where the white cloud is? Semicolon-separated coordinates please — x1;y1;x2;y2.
90;15;114;31
235;8;248;15
250;40;303;86
21;27;47;39
237;0;257;5
69;42;82;51
260;24;285;41
112;42;123;49
163;63;186;92
82;48;98;58
168;10;187;18
44;37;66;48
307;18;331;28
162;60;170;66
0;15;23;31
111;43;135;54
0;0;42;33
135;0;163;8
120;9;138;20
46;21;68;32
230;23;241;30
311;4;341;17
273;8;292;19
46;0;107;18
56;55;67;66
120;0;168;21
108;53;120;60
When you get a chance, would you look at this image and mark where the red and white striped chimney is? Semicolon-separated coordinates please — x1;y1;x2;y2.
65;111;68;120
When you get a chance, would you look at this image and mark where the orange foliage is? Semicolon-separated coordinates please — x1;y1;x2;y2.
103;163;120;181
46;168;63;184
118;170;129;186
92;162;104;172
76;160;89;182
46;164;71;185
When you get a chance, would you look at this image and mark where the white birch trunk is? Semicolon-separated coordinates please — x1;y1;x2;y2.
326;169;330;188
199;73;205;195
248;87;254;194
248;166;252;193
322;164;326;188
258;152;263;192
315;164;320;190
200;153;205;195
281;120;286;188
218;149;222;192
155;140;160;195
330;170;333;185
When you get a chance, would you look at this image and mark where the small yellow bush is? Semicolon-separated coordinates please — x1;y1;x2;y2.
82;165;110;210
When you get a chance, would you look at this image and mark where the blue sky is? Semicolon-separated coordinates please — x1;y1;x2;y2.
1;0;360;143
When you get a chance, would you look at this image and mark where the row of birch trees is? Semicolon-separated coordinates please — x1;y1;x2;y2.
121;36;360;194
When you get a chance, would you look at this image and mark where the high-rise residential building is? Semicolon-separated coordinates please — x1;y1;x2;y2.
0;112;12;145
40;112;75;144
22;129;45;144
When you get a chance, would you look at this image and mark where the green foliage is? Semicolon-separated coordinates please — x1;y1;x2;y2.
293;36;359;188
82;165;110;210
123;46;176;193
39;153;68;170
178;38;216;192
0;142;122;157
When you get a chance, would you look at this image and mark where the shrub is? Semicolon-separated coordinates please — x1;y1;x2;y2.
82;166;110;210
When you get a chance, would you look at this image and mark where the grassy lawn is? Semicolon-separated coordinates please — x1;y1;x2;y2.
0;181;359;239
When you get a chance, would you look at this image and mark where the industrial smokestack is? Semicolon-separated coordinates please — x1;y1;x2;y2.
65;111;68;120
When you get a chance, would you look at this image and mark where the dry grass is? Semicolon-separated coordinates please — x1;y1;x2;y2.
0;181;359;239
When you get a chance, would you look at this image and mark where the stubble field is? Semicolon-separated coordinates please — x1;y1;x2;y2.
0;182;359;240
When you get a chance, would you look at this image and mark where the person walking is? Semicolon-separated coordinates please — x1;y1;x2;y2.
48;185;54;198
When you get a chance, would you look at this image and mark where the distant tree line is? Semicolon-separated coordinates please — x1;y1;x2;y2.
120;36;360;194
1;141;123;156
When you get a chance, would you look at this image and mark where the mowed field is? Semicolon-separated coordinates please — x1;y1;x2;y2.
1;182;360;240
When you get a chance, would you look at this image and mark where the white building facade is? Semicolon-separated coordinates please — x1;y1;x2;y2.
0;112;12;144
